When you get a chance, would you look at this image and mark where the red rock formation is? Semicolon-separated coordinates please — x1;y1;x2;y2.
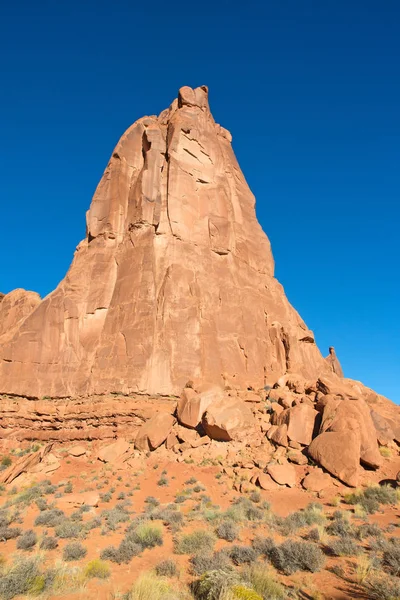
0;86;331;398
0;289;41;337
325;346;344;377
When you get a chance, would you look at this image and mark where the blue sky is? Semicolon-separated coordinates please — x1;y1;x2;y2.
1;1;399;401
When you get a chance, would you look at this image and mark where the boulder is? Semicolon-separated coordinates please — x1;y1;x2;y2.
176;425;200;445
0;443;53;484
267;463;297;487
258;472;281;490
202;396;256;442
281;403;319;446
177;385;222;429
320;397;382;468
371;410;396;446
308;430;360;487
269;424;288;447
135;413;176;452
302;470;334;492
287;449;308;465
97;439;130;463
58;491;99;509
69;445;87;457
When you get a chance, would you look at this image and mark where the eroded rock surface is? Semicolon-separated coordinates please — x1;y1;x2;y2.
0;86;330;398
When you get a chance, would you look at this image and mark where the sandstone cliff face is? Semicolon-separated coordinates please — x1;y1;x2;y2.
0;86;330;398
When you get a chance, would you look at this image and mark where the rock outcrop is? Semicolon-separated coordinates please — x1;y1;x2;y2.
0;85;398;491
325;347;344;377
0;86;331;399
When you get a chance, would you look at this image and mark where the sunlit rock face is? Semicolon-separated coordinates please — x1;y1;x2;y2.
0;86;329;398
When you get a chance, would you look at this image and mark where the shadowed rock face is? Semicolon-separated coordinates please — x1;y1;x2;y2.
0;86;331;398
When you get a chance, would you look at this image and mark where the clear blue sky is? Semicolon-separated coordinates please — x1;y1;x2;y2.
1;1;399;402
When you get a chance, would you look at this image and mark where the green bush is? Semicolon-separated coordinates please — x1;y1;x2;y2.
130;522;163;549
345;485;398;514
175;530;216;555
270;540;325;575
84;559;110;579
245;564;287;600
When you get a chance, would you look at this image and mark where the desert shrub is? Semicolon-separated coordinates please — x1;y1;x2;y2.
151;506;184;530
230;587;262;599
192;569;240;600
40;536;59;550
84;558;110;579
129;522;163;549
190;550;232;576
16;529;37;550
101;538;142;564
249;490;261;503
345;485;397;515
326;512;355;538
175;530;216;555
329;537;362;557
35;498;48;511
0;527;21;541
224;498;264;523
157;476;169;486
55;519;83;539
101;505;130;530
186;477;197;485
251;536;275;558
63;541;87;561
228;545;257;565
382;538;400;576
244;564;287;600
85;516;102;530
145;496;160;508
155;558;178;577
362;574;400;600
356;523;382;540
100;491;113;503
64;481;73;493
100;545;120;562
1;457;12;468
270;540;325;575
216;521;239;542
71;510;83;522
0;556;40;600
125;571;186;600
276;503;326;536
34;508;65;527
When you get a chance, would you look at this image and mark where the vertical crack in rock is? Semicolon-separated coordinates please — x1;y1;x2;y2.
0;85;335;398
